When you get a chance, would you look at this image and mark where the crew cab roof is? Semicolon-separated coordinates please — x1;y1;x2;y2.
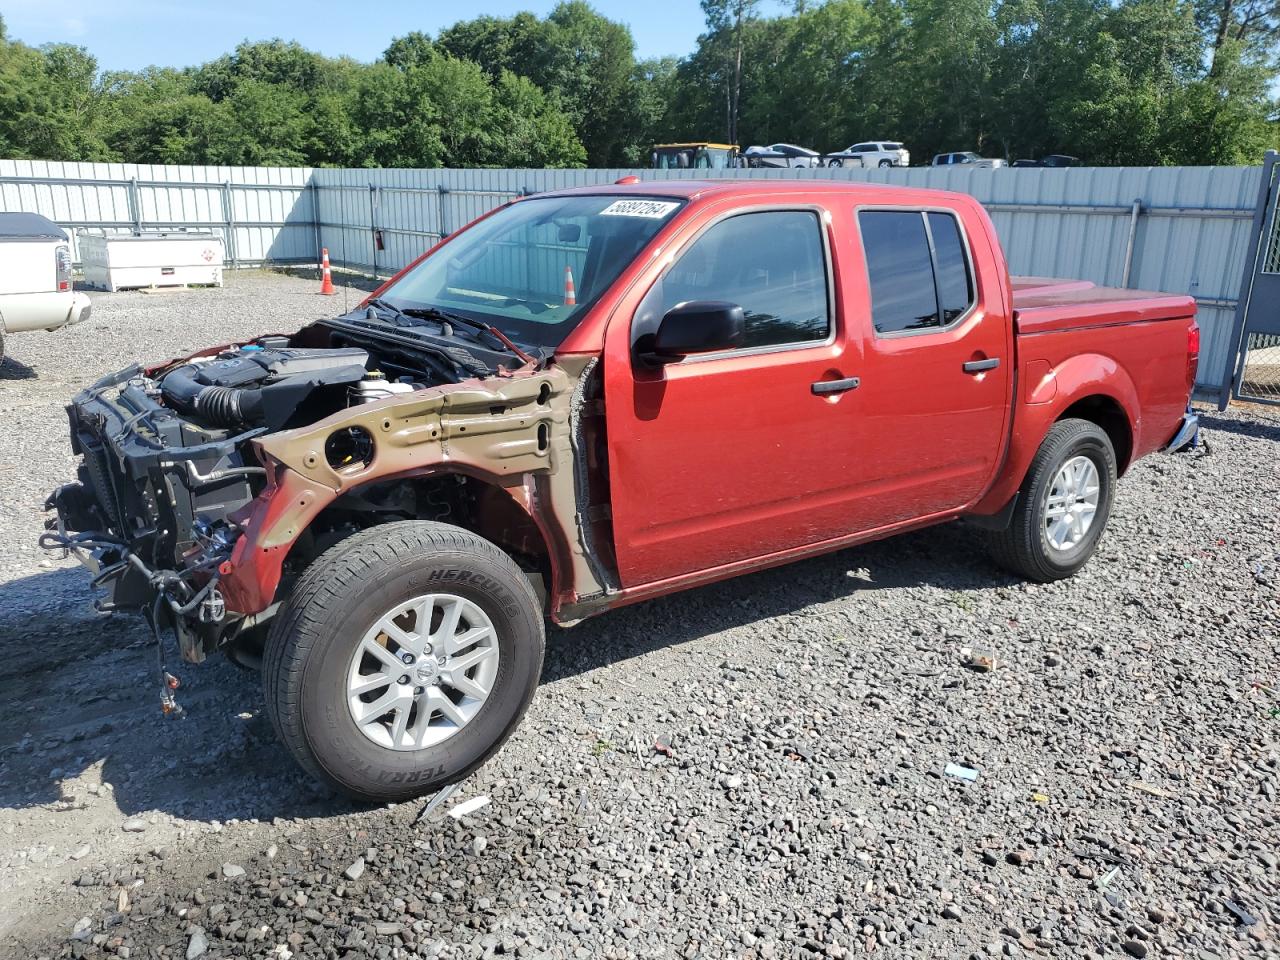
0;212;67;242
524;178;967;207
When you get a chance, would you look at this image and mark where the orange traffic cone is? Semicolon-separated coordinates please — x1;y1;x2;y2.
319;248;336;296
563;265;576;306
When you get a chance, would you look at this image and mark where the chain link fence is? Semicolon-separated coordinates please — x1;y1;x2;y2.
1239;332;1280;402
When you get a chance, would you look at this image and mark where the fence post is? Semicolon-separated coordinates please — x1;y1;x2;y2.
309;182;322;268
222;181;237;267
437;184;448;241
369;184;378;279
127;177;142;235
1120;199;1142;287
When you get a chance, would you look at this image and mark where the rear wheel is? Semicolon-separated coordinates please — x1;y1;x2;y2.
263;521;544;803
985;418;1117;582
879;159;893;168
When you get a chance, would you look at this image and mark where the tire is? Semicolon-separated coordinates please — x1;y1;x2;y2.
828;158;843;168
879;159;893;168
262;520;544;803
984;418;1117;583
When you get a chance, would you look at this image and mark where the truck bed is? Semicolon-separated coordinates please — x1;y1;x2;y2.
1012;277;1196;335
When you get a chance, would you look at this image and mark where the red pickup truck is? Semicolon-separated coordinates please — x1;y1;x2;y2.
45;180;1199;800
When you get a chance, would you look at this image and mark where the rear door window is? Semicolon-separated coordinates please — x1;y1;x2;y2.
857;209;974;335
928;212;974;323
635;210;831;351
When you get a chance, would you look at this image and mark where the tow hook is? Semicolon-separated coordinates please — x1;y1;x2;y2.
199;587;226;624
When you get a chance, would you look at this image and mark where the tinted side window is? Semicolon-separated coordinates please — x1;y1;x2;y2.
636;210;830;351
928;212;973;323
858;209;974;335
858;211;941;333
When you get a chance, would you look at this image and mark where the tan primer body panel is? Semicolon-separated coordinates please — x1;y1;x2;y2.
224;354;607;618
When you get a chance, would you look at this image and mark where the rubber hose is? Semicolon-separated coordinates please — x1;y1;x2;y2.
161;366;261;428
195;385;242;426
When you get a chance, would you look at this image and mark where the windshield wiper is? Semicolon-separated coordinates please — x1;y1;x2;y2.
366;300;538;366
404;306;538;366
363;297;434;330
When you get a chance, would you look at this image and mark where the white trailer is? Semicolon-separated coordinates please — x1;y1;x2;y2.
79;232;225;292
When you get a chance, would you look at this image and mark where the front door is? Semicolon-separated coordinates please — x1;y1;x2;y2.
602;206;863;588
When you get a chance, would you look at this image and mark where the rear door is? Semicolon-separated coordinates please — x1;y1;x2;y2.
602;203;865;587
839;206;1012;528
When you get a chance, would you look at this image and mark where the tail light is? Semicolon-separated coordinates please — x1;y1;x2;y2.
55;244;72;292
1186;321;1200;393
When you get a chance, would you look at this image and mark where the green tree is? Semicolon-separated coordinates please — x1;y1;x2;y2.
490;71;587;166
0;21;111;161
383;31;436;70
431;3;640;164
699;0;762;144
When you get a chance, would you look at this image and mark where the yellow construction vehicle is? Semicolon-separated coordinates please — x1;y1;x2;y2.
650;143;741;170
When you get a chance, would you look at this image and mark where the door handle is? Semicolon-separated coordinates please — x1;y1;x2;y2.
811;376;861;395
962;357;1001;373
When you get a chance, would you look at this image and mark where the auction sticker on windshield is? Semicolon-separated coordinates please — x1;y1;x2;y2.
600;199;681;219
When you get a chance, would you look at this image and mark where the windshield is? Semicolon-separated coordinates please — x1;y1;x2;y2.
377;195;683;348
653;149;690;169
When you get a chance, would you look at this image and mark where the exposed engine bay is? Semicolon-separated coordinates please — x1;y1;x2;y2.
42;310;546;673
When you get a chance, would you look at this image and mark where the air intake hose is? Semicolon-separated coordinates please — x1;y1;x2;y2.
161;365;264;428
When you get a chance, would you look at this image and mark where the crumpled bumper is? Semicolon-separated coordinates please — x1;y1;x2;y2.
1164;408;1199;452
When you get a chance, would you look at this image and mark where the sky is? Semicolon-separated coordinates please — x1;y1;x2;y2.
0;0;790;71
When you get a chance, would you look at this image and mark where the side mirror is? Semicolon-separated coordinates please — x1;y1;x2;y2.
641;300;745;364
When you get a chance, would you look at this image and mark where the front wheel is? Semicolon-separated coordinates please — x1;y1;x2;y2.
984;418;1117;582
828;158;843;168
263;521;544;803
878;159;893;168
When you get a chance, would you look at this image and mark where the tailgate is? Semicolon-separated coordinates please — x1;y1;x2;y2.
1012;277;1196;335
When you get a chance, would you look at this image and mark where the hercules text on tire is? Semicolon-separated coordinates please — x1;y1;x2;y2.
262;521;545;803
985;418;1117;582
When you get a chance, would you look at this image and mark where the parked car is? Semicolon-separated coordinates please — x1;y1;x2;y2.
932;151;1006;169
824;141;910;168
1011;155;1081;168
743;143;821;168
0;212;91;363
45;180;1200;802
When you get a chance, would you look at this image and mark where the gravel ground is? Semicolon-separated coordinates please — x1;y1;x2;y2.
1;271;1277;959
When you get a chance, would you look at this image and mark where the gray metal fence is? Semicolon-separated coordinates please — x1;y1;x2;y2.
1;158;1265;395
0;160;316;266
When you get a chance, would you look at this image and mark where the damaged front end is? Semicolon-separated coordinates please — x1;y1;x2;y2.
42;315;572;669
43;306;616;695
42;336;383;659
